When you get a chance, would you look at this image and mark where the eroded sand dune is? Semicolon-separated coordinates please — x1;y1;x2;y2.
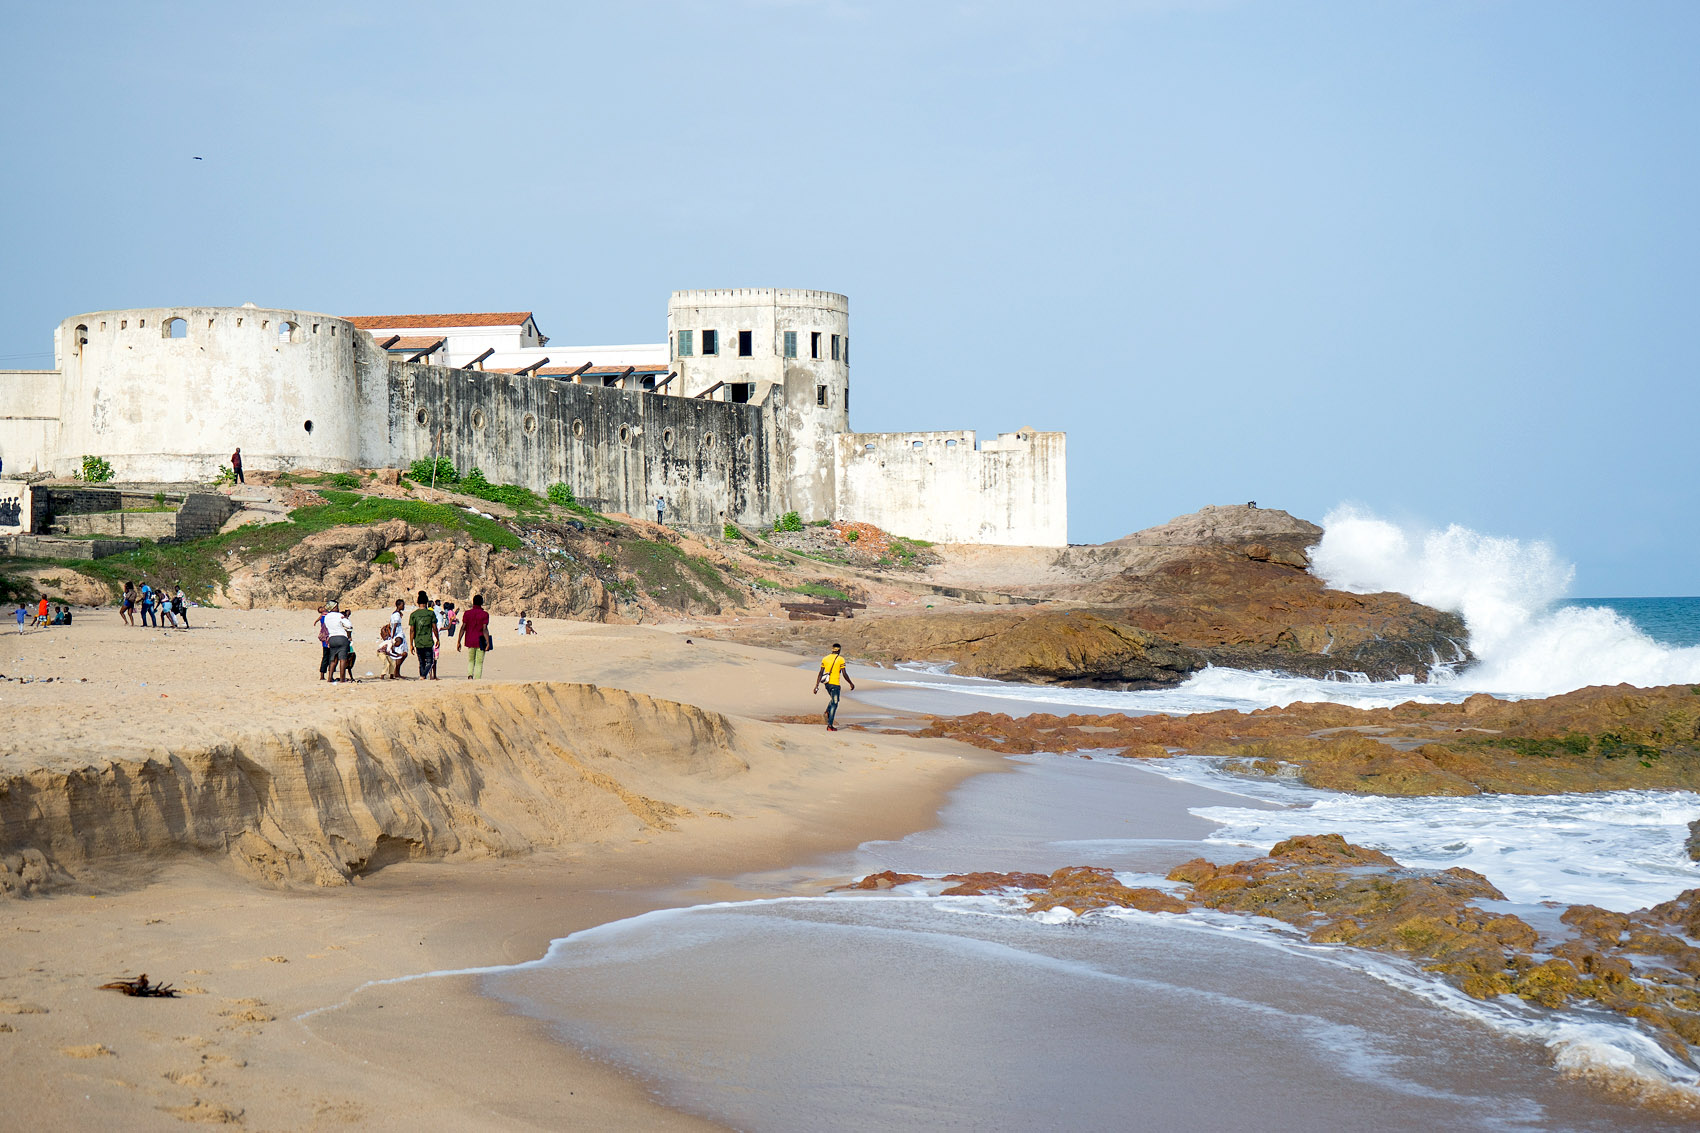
1;682;759;893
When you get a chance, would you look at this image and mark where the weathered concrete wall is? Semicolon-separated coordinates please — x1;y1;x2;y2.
834;428;1068;546
30;487;235;542
51;307;366;482
1;534;139;560
0;370;63;475
379;362;777;533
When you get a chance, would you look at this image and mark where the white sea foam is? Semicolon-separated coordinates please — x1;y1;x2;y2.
1134;756;1700;910
1312;506;1700;697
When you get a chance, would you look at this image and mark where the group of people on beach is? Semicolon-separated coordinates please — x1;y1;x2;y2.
119;581;191;629
13;597;73;633
316;591;532;683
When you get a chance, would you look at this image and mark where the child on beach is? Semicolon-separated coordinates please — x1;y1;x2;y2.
173;586;189;629
121;581;136;627
33;597;50;629
516;611;537;634
14;603;26;634
379;622;408;679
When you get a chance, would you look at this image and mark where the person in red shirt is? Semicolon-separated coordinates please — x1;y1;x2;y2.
456;594;492;679
231;447;244;484
34;596;49;628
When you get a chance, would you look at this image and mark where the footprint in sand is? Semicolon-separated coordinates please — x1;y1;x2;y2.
159;1098;243;1124
0;1000;49;1015
60;1043;115;1058
165;1068;212;1088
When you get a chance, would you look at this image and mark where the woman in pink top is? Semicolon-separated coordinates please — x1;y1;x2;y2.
457;594;491;679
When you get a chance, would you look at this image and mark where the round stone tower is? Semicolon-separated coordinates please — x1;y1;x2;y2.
52;305;365;481
665;288;849;520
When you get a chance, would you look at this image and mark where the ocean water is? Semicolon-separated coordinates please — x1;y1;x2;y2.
484;755;1700;1129
474;511;1700;1126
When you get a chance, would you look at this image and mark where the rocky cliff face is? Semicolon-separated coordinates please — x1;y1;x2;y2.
719;505;1470;687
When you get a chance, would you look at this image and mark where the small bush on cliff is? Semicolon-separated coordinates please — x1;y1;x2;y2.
408;457;460;486
723;523;741;541
79;455;115;483
214;465;236;486
326;471;363;490
456;468;545;512
548;482;576;507
774;511;804;533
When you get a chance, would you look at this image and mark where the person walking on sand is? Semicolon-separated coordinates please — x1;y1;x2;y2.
457;594;491;679
409;590;440;680
14;602;26;634
139;583;156;628
389;598;405;641
173;585;189;629
231;446;244;485
813;643;855;731
33;595;50;629
121;581;136;627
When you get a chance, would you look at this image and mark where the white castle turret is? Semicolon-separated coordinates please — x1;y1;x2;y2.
666;289;849;520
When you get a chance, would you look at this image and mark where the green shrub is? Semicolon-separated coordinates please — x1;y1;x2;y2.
408;457;460;485
79;455;115;483
810;519;832;527
372;550;397;566
456;468;544;511
327;471;362;489
774;511;804;533
214;465;236;486
723;523;740;541
548;482;577;507
844;529;860;542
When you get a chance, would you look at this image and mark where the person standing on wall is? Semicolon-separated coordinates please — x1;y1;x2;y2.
410;590;440;680
457;594;491;680
230;447;244;484
812;643;855;731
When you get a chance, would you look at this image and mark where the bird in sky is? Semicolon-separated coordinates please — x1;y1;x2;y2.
192;156;202;161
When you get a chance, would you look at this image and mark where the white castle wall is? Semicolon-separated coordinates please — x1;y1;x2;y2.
834;428;1068;546
51;306;366;481
1;293;1069;547
0;370;63;474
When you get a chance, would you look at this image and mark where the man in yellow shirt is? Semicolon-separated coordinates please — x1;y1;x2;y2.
813;643;855;731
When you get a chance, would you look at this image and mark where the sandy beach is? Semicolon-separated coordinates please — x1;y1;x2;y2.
0;609;1006;1129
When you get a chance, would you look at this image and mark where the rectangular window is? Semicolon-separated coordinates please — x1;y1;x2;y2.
783;330;797;358
738;329;753;357
810;331;820;359
843;336;849;365
730;382;752;403
817;384;827;406
677;329;693;357
702;329;719;356
830;334;839;361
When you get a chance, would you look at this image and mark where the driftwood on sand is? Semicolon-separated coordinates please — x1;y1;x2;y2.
98;974;179;998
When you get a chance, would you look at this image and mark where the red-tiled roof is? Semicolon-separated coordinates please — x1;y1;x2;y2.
345;312;534;330
383;336;447;350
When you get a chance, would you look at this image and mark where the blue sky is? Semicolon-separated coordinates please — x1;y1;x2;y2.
3;1;1695;594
